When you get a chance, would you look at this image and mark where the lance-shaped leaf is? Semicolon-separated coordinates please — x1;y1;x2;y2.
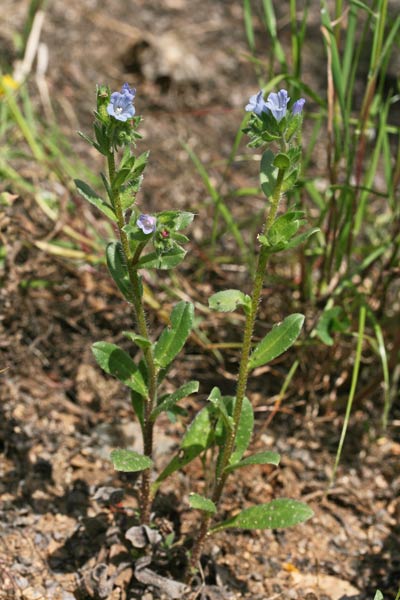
111;449;153;472
92;341;148;397
210;499;313;533
123;331;152;349
216;395;254;465
151;380;199;421
106;241;137;302
152;405;214;490
209;289;251;314
284;227;319;250
154;301;194;368
208;387;234;432
248;314;304;371
189;493;217;515
225;451;280;474
75;179;118;222
260;149;278;199
131;390;145;430
230;396;254;464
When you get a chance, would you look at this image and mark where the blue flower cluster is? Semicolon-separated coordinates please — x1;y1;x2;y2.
245;89;305;121
107;83;136;122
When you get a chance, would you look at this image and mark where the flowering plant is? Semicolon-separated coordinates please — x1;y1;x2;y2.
75;84;315;585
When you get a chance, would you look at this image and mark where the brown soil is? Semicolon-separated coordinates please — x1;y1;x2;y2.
1;1;399;599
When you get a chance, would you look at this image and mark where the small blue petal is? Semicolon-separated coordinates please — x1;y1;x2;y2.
137;214;157;235
121;83;136;98
265;89;290;122
245;90;268;116
107;87;136;121
292;98;305;115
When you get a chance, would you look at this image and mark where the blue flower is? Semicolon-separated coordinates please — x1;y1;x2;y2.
292;98;305;115
121;83;136;97
265;89;290;122
137;214;157;235
245;91;268;116
107;83;136;122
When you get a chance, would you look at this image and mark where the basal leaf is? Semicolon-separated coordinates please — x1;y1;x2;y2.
110;449;153;472
225;451;281;474
189;493;217;514
154;301;194;368
212;499;313;532
75;179;117;222
249;314;304;370
92;341;148;397
209;289;251;314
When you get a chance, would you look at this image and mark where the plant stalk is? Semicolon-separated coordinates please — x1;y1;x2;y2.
186;168;285;578
107;151;157;525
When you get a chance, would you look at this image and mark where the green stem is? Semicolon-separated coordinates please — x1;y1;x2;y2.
107;151;157;525
186;168;285;578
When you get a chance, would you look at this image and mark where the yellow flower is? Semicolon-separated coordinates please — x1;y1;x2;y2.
0;75;19;97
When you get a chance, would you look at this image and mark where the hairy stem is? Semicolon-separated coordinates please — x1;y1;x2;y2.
186;168;285;578
107;151;157;525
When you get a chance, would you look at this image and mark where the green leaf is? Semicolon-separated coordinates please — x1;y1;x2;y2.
284;227;319;250
151;380;199;421
373;592;384;600
209;289;251;314
123;331;152;349
217;396;254;465
110;449;153;472
248;314;304;370
92;341;148;397
268;211;305;246
112;167;131;191
138;245;186;270
260;149;278;199
282;168;299;192
230;396;254;464
225;451;281;474
315;306;350;346
189;493;217;514
154;301;194;368
157;210;195;231
131;390;144;430
208;387;234;432
153;405;214;489
273;153;290;170
74;179;117;222
212;499;313;532
106;241;136;302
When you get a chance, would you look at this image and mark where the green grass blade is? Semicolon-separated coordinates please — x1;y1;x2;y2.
320;1;346;119
261;0;287;70
183;142;247;256
329;305;366;488
243;0;255;53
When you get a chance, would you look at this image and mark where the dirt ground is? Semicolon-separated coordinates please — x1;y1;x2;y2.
1;1;400;599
